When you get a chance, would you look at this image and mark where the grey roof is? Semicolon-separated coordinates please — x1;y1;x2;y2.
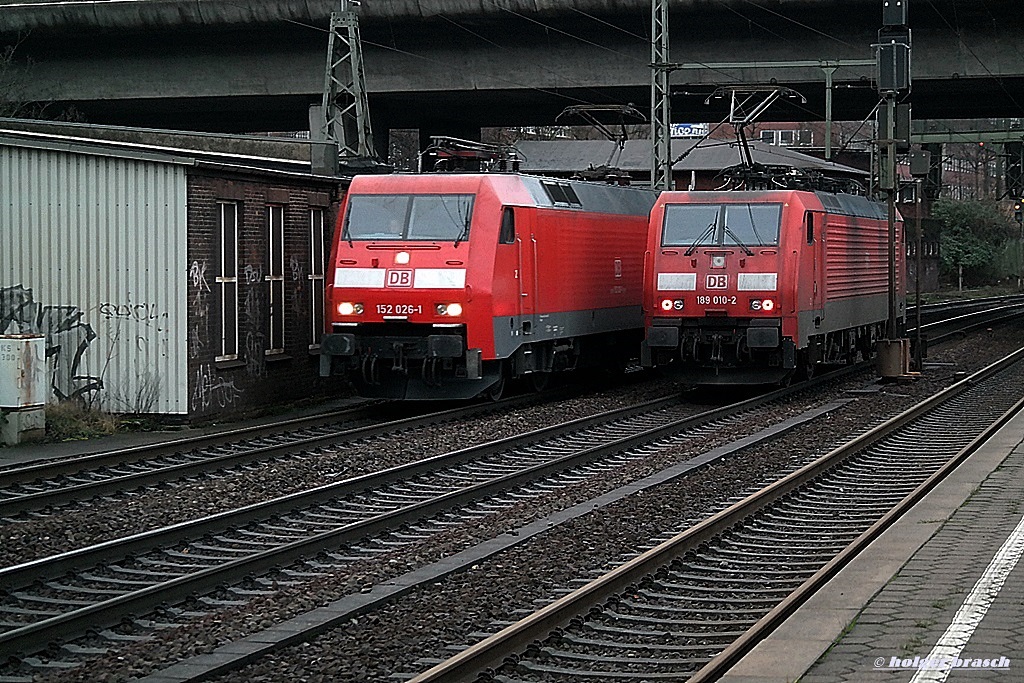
514;138;867;177
0;126;346;182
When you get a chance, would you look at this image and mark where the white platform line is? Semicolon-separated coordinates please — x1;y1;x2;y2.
909;506;1024;682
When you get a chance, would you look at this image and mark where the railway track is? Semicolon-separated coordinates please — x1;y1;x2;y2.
0;392;572;517
910;293;1024;324
0;367;859;675
3;295;1016;522
406;347;1024;683
917;297;1024;343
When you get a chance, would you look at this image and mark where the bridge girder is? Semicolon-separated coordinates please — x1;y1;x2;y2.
3;1;1023;131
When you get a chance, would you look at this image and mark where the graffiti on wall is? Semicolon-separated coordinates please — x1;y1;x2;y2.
242;266;267;378
189;260;211;360
95;294;170;414
242;264;263;285
98;300;169;331
190;363;243;412
0;285;102;400
288;255;306;320
289;255;305;283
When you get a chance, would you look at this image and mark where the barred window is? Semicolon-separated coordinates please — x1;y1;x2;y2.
266;205;286;355
216;202;239;360
309;208;326;349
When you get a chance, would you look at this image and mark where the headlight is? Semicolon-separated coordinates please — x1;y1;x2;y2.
762;299;775;312
337;302;363;315
436;303;463;316
749;299;775;312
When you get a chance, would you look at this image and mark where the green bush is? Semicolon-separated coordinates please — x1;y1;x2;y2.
933;199;1017;287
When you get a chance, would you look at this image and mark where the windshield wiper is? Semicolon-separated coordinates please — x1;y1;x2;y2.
722;224;754;256
744;204;768;246
684;221;717;256
453;223;469;247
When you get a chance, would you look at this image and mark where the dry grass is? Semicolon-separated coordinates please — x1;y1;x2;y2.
44;401;122;442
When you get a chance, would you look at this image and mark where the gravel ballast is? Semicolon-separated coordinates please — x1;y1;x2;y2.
18;322;1024;683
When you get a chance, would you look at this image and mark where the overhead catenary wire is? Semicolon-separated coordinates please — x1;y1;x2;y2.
436;14;627;107
926;0;1024;118
730;0;860;50
477;0;644;64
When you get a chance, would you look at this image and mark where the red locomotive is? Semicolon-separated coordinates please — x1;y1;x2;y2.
320;173;656;399
642;190;904;383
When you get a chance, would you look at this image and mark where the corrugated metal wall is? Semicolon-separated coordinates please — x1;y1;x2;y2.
0;144;189;415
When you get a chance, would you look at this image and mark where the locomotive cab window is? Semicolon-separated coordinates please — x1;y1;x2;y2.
806;212;815;244
662;203;782;249
661;204;720;247
343;194;475;241
499;207;516;244
721;204;781;247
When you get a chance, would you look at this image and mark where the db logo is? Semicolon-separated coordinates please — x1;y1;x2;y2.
386;270;413;288
705;274;728;289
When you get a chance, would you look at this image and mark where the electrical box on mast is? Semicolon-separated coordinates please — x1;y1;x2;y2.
876;37;912;93
882;0;908;26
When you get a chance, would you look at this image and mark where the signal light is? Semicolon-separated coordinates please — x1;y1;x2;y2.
661;299;684;311
1015;201;1023;225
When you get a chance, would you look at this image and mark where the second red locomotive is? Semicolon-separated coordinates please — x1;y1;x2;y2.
320;173;656;399
642;190;904;383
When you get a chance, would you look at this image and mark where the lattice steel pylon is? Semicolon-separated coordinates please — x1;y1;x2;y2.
650;0;672;191
321;0;376;160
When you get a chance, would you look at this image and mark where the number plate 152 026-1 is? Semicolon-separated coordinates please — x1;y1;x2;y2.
377;304;423;315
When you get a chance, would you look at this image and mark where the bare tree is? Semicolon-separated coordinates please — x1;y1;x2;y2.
1;34;83;121
1;35;34;118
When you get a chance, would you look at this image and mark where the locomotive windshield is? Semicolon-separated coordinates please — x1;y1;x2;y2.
343;194;475;241
662;203;782;248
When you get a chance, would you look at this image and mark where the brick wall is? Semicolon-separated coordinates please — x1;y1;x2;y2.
186;169;348;421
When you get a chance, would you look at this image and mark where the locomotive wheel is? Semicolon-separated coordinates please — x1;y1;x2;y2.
485;367;507;401
796;351;816;381
529;371;550;393
485;376;505;401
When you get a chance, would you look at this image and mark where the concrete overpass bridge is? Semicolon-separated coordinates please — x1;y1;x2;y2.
1;0;1023;137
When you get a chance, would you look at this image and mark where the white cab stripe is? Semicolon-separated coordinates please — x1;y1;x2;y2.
657;272;697;291
334;268;386;288
737;272;778;291
414;269;466;289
